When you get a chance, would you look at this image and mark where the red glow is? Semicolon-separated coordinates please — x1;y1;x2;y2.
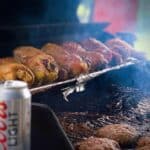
93;0;138;33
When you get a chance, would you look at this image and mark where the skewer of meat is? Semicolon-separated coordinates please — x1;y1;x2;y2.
105;38;134;60
0;57;35;87
106;38;146;61
81;38;123;66
14;46;59;85
42;43;88;80
62;42;108;71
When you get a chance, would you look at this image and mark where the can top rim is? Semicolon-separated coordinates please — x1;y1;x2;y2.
4;80;27;89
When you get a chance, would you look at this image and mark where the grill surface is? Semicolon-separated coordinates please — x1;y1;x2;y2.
57;85;150;149
31;61;150;149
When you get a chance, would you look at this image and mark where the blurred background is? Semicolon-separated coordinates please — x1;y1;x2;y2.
77;0;150;58
0;0;150;57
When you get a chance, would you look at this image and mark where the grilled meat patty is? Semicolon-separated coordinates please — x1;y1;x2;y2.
75;137;120;150
96;124;138;146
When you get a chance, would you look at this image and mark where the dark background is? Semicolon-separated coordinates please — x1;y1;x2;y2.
0;0;79;25
0;0;80;57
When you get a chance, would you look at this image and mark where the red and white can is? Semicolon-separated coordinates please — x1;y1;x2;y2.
0;80;31;150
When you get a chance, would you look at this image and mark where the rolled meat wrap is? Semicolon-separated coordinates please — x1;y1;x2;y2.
62;42;108;71
14;46;59;85
81;38;123;66
42;43;88;80
0;58;35;86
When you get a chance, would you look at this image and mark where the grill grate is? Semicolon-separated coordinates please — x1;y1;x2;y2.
57;85;150;148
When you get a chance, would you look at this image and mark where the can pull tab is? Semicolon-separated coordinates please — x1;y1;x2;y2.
4;80;27;88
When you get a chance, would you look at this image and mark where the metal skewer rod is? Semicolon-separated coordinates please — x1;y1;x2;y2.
30;61;136;95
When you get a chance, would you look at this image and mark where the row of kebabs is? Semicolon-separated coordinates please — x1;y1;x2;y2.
0;38;143;87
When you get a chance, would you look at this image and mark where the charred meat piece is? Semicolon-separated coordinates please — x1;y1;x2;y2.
96;124;138;147
81;38;112;61
42;43;88;80
75;137;120;150
81;38;123;66
0;58;35;87
106;38;135;60
14;46;59;85
106;38;146;60
63;42;108;71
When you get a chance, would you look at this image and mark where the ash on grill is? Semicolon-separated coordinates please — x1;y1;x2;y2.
57;85;150;149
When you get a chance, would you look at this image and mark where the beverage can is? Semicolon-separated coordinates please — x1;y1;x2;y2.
0;80;31;150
